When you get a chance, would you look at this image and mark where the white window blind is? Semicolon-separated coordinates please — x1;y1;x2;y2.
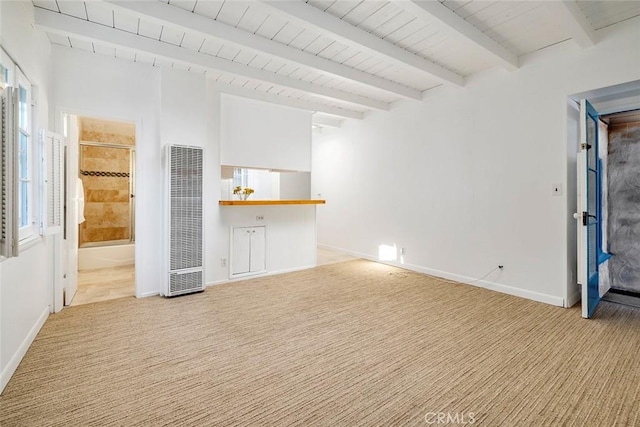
41;131;63;234
1;86;19;258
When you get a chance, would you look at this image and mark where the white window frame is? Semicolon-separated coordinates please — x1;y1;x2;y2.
1;46;40;249
16;67;36;241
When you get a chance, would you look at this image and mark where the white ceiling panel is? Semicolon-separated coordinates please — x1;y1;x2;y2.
192;1;225;20
307;0;336;13
235;4;272;33
375;65;440;92
57;1;87;19
69;37;94;53
216;45;242;61
484;5;573;55
32;0;59;12
232;50;259;66
370;10;416;39
113;11;139;34
578;0;640;30
32;0;640;120
115;48;137;62
199;38;225;56
133;52;156;66
93;43;116;58
215;1;252;27
154;58;175;68
254;14;291;40
446;0;496;20
246;54;272;69
286;29;322;50
324;1;364;19
271;22;306;45
356;2;404;31
302;35;335;55
180;32;206;52
275;63;300;76
341;1;388;27
381;16;424;44
466;1;543;33
85;2;114;27
47;32;71;47
160;25;185;46
138;19;163;40
168;0;198;13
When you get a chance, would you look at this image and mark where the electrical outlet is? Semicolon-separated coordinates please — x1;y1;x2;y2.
400;248;406;256
220;258;227;267
256;215;264;221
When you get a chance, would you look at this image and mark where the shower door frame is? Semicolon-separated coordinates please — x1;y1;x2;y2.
78;140;136;248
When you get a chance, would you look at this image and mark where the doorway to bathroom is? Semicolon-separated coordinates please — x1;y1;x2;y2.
65;115;136;306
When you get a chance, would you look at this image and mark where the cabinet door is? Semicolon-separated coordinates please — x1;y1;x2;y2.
232;227;251;275
250;227;266;272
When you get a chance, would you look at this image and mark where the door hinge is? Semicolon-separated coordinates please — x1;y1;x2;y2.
581;143;592;150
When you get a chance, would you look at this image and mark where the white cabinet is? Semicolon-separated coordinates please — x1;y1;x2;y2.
231;226;266;277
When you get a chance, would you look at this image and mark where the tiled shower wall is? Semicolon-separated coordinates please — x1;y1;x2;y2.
607;119;640;293
79;117;135;246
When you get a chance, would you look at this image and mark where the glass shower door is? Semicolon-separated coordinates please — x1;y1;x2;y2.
79;143;135;247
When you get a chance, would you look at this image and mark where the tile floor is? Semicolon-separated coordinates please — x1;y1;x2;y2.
70;247;358;306
71;265;135;306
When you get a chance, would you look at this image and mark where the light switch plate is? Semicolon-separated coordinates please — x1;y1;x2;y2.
552;183;562;196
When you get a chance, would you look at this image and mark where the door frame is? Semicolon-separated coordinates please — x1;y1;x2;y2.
566;79;640;311
53;106;141;309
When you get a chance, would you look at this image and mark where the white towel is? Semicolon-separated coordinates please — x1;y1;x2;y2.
77;177;86;224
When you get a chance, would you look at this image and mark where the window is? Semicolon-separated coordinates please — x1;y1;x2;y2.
0;62;8;90
233;167;248;188
0;48;38;247
17;69;33;236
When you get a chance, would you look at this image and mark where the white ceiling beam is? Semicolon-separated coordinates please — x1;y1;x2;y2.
34;8;386;112
557;1;597;48
104;0;422;102
392;0;518;71
312;115;343;128
211;82;363;120
260;0;464;87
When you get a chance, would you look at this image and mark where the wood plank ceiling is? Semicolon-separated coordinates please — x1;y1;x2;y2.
32;0;640;126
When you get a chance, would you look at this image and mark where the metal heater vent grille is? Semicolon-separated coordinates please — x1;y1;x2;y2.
170;270;204;296
167;145;204;296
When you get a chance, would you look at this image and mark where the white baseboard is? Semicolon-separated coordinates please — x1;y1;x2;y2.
317;243;565;307
566;290;581;308
0;306;49;394
136;291;159;298
207;264;318;288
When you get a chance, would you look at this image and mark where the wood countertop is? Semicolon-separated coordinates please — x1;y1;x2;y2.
219;199;326;206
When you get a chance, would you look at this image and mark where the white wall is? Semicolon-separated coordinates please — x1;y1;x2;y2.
221;94;312;172
53;46;162;297
280;172;311;199
313;17;640;307
0;1;52;393
51;47;317;290
160;67;220;288
219;206;317;280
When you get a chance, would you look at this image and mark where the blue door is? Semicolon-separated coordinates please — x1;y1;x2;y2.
578;100;609;318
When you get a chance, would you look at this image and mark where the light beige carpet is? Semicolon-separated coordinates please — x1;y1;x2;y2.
2;260;640;426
